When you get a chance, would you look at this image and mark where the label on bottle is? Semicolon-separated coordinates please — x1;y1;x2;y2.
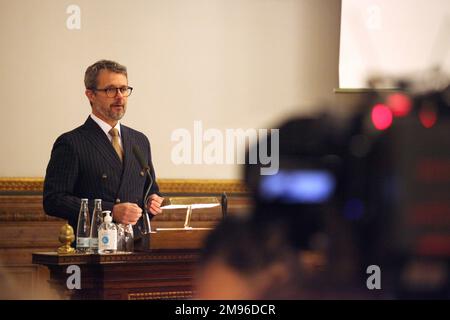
76;237;90;248
98;230;117;251
90;237;99;249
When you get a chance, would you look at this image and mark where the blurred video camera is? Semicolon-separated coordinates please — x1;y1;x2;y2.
244;71;450;297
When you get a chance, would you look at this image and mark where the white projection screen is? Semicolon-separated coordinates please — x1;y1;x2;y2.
340;0;450;89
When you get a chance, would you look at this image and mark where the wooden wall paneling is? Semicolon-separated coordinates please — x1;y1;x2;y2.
0;180;252;299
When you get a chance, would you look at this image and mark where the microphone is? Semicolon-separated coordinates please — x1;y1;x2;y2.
132;145;153;234
133;145;149;171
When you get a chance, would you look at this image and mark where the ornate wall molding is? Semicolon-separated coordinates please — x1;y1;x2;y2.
159;179;249;194
0;178;249;194
0;178;43;192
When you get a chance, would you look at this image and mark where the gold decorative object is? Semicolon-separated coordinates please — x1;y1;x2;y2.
57;223;76;254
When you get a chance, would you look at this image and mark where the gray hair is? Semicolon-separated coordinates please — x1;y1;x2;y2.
84;60;127;89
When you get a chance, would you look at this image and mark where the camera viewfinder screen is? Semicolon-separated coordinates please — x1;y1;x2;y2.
259;170;336;204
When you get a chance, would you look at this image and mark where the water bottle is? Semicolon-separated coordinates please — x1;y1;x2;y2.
98;211;117;254
89;199;103;253
76;198;91;253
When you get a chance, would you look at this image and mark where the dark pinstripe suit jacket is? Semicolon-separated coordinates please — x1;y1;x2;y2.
43;116;160;233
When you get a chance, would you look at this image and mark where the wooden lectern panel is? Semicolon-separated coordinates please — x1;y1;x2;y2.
32;250;201;300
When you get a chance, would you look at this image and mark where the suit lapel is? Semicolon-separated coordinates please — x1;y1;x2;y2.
81;117;123;171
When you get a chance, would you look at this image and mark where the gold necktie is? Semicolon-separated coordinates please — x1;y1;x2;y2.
109;128;123;162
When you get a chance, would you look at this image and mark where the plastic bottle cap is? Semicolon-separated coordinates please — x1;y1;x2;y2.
103;211;112;223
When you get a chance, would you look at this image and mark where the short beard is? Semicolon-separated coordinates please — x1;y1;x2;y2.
92;103;126;123
108;109;125;120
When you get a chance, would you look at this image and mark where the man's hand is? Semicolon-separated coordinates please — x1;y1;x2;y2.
147;194;164;216
112;203;142;225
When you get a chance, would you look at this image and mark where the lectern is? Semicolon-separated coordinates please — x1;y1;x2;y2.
32;250;200;300
32;195;227;299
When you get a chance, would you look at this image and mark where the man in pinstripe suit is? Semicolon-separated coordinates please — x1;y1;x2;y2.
43;60;164;235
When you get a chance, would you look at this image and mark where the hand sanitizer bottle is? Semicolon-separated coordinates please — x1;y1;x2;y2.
98;211;117;254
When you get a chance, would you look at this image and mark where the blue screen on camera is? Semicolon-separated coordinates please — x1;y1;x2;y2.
259;170;336;204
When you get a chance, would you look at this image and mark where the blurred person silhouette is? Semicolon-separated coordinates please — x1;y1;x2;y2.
195;216;303;299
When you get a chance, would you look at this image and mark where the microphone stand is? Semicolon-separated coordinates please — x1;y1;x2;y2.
221;192;228;220
132;145;156;251
141;167;154;235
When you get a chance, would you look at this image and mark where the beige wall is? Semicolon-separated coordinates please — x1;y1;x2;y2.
0;0;342;179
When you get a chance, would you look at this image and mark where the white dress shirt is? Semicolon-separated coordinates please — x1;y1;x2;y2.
90;113;123;148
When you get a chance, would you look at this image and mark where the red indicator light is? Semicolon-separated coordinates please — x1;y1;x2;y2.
419;107;437;128
386;93;412;117
371;104;393;130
